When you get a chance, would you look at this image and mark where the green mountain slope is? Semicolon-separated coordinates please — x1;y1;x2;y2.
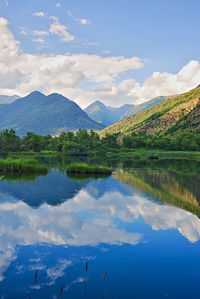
0;91;104;136
100;86;200;136
84;100;133;126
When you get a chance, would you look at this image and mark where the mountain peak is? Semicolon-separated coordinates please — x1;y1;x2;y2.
93;100;105;105
28;91;45;97
0;91;103;136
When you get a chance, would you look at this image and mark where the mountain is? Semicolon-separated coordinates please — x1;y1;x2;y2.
0;95;20;104
100;86;200;136
121;96;170;119
84;100;133;126
85;96;169;127
0;91;104;136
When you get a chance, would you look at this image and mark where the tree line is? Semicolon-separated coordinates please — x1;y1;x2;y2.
1;129;200;157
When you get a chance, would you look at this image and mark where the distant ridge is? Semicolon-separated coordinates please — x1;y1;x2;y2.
0;91;104;136
0;94;20;104
121;96;170;119
84;100;134;126
85;96;169;127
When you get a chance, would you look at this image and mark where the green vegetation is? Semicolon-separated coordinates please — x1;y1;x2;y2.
66;163;112;175
2;87;200;159
8;150;58;158
2;128;200;161
67;173;111;180
121;131;200;152
0;172;47;182
100;86;200;136
0;158;48;174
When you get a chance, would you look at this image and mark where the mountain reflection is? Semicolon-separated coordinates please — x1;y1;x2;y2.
0;170;132;207
0;168;200;284
113;168;200;216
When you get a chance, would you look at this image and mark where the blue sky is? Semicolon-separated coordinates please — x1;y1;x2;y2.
0;0;200;107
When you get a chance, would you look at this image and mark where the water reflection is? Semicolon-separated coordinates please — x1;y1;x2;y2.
114;167;200;216
0;162;200;298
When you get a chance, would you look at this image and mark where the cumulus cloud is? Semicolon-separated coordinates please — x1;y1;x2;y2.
0;17;200;107
56;2;61;8
0;18;143;104
134;60;200;104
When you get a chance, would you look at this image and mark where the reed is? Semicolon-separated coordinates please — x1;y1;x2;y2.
0;158;48;174
102;271;107;299
84;261;88;299
58;284;63;297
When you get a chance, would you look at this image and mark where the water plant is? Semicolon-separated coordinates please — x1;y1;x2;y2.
58;284;63;297
84;261;88;299
66;163;112;175
0;158;48;174
102;271;107;299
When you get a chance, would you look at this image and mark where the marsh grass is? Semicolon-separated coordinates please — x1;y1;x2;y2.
0;158;48;174
67;173;111;181
66;163;112;175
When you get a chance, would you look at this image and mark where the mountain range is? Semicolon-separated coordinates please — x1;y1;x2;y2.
1;86;199;138
100;86;200;136
0;91;104;136
84;100;133;126
85;96;169;126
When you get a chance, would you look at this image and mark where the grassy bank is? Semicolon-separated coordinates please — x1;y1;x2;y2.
107;149;200;160
8;150;59;158
0;158;48;174
66;163;112;175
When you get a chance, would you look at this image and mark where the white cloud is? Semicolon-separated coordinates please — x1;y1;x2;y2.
0;17;143;105
67;10;91;25
33;12;45;17
49;20;75;42
0;17;200;107
32;38;45;44
77;18;91;25
56;2;61;7
49;15;59;22
46;259;72;285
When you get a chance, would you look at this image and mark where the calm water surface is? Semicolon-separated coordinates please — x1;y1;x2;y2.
0;159;200;298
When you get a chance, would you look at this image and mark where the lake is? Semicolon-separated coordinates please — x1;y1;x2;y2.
0;159;200;298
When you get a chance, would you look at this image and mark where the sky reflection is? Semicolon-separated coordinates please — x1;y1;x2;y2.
0;171;200;284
